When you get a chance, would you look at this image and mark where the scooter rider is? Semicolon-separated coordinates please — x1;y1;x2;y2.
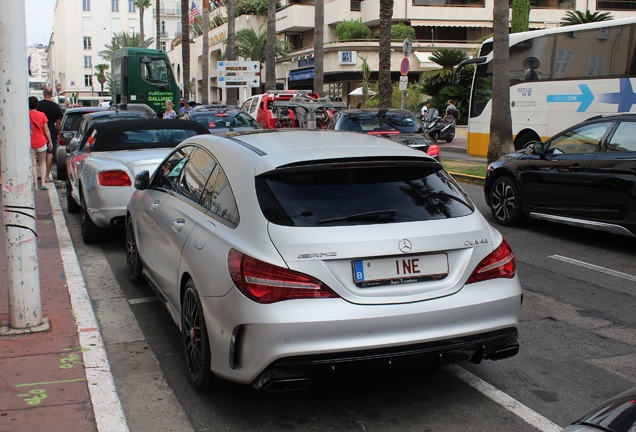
420;101;431;121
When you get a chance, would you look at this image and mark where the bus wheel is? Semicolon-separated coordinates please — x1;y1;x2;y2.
514;131;540;150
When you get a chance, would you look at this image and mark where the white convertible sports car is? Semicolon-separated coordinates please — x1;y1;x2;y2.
65;119;209;243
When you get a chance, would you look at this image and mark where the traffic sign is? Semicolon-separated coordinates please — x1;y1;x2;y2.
217;61;261;72
399;76;408;91
400;57;410;76
218;75;261;88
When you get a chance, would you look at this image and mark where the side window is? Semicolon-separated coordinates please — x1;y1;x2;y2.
151;145;192;191
606;121;636;152
548;121;612;154
249;98;259;115
199;155;239;226
239;99;251;112
175;148;213;202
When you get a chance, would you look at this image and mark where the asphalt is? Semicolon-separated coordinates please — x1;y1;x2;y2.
0;125;484;432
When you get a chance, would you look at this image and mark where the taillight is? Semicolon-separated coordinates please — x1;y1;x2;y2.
57;132;65;146
97;170;132;186
227;249;339;304
466;239;516;284
427;144;440;159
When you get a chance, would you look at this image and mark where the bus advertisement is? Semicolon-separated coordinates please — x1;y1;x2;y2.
457;17;636;157
111;47;180;117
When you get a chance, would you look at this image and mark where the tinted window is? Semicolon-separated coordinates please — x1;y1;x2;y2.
62;113;87;131
606;121;636;152
190;111;259;131
199;156;239;226
341;112;423;133
151;145;193;191
256;160;474;227
547;121;612;154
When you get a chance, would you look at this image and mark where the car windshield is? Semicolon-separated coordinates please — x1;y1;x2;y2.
256;159;474;227
190;111;259;131
344;112;424;134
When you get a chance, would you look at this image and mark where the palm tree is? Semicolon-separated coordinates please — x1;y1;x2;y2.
156;0;161;50
487;1;514;164
181;0;191;99
266;0;276;90
378;0;393;108
202;0;210;103
236;28;291;63
94;64;109;95
137;0;152;43
226;0;238;106
560;10;614;26
313;0;324;95
424;48;468;86
98;31;154;62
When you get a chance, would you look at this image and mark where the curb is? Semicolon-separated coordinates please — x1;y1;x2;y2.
447;172;485;187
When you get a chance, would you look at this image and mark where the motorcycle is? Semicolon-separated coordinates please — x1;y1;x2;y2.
423;108;456;143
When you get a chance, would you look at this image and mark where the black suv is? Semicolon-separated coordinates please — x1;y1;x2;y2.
484;113;636;237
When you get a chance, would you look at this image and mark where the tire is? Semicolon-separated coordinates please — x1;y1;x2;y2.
182;280;218;390
125;217;144;285
56;147;67;181
80;192;104;244
66;178;80;214
489;176;524;227
514;131;540;150
430;131;439;143
445;130;455;143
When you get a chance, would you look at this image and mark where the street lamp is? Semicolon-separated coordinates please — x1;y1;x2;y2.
282;61;291;91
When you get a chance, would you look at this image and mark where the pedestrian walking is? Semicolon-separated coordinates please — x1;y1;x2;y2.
29;96;53;190
163;100;176;119
37;86;63;182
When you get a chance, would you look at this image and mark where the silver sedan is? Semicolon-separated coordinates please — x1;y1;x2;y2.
126;129;522;391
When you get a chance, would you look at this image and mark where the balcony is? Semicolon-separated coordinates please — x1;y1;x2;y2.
276;3;315;32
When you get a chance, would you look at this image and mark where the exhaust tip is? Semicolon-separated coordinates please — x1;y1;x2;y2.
490;344;519;361
262;377;311;392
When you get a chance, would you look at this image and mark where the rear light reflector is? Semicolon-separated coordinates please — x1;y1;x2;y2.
427;144;440;158
466;239;516;284
228;249;339;304
97;170;132;187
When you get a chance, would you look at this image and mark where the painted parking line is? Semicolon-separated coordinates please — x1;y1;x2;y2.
48;188;129;432
448;365;562;432
549;255;636;282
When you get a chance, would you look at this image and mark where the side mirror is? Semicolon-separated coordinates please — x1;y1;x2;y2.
134;170;150;190
530;141;544;155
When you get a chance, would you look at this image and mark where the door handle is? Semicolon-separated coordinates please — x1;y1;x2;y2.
172;218;185;232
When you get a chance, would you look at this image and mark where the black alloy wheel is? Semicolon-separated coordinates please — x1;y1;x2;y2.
125;217;144;285
182;280;217;389
489;176;524;227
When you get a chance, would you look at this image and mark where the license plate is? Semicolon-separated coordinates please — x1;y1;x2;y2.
353;254;449;287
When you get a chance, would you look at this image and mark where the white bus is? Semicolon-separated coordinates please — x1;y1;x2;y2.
456;17;636;157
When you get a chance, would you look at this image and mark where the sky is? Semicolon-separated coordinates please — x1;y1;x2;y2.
26;0;55;46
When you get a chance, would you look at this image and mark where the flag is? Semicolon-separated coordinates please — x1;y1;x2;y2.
189;1;199;24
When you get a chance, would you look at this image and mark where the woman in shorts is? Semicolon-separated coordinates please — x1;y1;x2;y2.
29;96;53;190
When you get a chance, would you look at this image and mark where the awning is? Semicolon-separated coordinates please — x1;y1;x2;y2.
414;52;442;70
348;87;377;96
409;20;490;28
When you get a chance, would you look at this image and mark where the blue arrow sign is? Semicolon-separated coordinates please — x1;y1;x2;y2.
598;78;636;112
546;84;595;112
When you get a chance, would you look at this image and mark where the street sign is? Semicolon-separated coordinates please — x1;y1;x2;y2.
400;57;410;76
403;38;412;57
217;61;261;72
218;75;261;88
399;76;408;91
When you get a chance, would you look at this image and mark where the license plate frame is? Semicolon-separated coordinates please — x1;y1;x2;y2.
352;253;449;287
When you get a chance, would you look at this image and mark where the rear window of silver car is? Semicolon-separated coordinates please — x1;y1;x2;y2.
256;159;474;227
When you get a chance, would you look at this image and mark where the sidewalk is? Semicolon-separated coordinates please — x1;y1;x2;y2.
0;188;124;432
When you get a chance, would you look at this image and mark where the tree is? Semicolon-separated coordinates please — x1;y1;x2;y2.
181;0;190;99
334;19;371;41
136;0;152;44
511;0;530;33
235;27;291;63
156;0;161;50
313;0;324;95
93;64;109;94
378;0;393;108
560;10;613;26
226;0;238;105
358;55;372;105
266;0;276;91
420;48;470;120
98;31;154;62
202;0;210;103
487;1;514;164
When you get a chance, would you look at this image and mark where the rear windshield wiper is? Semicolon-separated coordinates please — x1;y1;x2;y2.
317;209;397;225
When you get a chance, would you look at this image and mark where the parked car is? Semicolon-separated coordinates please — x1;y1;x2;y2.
57;109;151;181
327;108;440;160
66;119;209;243
484;113;636;237
176;105;261;133
55;106;108;179
126;129;521;392
563;386;636;431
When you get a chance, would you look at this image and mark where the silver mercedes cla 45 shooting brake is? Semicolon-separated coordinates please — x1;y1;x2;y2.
126;129;522;391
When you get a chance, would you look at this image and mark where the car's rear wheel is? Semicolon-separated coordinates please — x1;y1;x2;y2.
66;178;80;213
56;146;67;181
80;192;104;244
182;280;218;390
489;176;524;226
125;217;144;285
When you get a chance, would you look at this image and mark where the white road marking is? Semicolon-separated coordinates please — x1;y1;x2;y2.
48;188;129;432
448;365;562;432
128;296;160;305
549;255;636;282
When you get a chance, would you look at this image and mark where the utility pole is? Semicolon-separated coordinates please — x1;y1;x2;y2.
0;1;48;333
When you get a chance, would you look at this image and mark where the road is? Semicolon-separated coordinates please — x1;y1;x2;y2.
54;175;636;431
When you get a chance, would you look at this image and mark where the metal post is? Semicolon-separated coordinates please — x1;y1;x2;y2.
282;61;291;91
0;1;46;331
